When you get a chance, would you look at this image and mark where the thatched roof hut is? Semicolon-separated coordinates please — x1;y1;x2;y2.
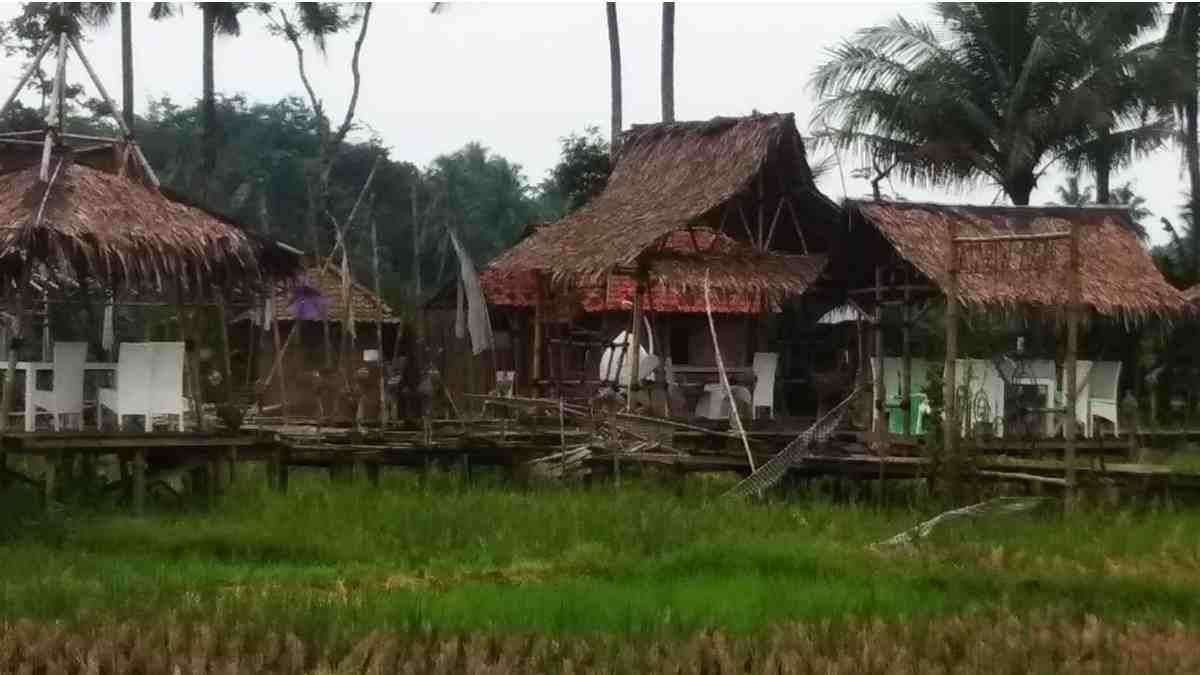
0;156;300;295
480;228;825;318
254;263;400;324
838;200;1187;320
489;112;837;290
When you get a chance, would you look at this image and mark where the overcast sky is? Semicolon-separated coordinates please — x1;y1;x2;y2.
1;2;1186;245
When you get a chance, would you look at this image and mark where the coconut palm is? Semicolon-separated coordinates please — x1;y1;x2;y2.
606;2;622;149
1163;3;1200;279
660;2;675;123
811;3;1164;205
1052;175;1094;208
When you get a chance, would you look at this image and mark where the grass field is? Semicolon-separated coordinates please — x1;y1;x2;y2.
2;467;1199;672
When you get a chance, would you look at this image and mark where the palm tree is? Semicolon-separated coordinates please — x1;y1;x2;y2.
1164;3;1200;280
199;3;249;199
660;2;674;123
811;4;1163;205
606;2;622;149
1052;175;1094;207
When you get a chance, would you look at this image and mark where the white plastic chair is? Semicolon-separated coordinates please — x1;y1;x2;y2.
598;329;657;387
27;341;87;431
751;352;778;419
98;342;186;431
1086;361;1121;437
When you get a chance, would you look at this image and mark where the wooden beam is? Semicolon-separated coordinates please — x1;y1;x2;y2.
943;224;960;478
765;196;786;250
953;232;1069;244
901;268;912;436
0;39;51;120
784;196;809;254
848;284;937;296
532;273;545;386
1064;220;1080;504
873;266;886;437
627;268;645;410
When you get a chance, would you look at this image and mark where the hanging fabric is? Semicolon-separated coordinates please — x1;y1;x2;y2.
101;302;114;351
448;229;494;356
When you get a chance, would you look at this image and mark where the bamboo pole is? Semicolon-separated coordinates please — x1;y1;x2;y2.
175;286;205;431
901;269;913;436
270;293;289;426
874;266;886;436
943;225;960;475
0;274;32;431
66;35;159;187
532;273;544;388
0;39;51;119
1064;220;1080;505
627;268;645;410
215;293;233;404
370;197;387;428
411;181;424;382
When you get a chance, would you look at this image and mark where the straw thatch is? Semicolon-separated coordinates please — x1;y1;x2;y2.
0;158;300;295
479;228;826;316
847;201;1187;318
490;112;836;281
259;263;400;324
1185;284;1200;305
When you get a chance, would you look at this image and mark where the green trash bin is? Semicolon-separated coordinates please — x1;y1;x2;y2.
886;394;926;435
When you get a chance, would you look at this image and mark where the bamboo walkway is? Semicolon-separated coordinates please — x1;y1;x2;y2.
3;419;1200;512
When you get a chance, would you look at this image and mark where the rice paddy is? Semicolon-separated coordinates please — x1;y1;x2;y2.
2;468;1199;672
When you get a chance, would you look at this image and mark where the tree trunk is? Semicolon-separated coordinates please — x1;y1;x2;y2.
201;5;217;202
660;2;675;123
1005;173;1035;206
121;3;133;130
606;2;622;150
1094;131;1111;204
1186;93;1200;280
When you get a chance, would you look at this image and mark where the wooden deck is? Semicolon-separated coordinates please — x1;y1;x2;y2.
2;419;1199;512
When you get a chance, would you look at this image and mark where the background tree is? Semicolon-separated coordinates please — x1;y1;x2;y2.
537;127;610;218
660;2;674;123
606;2;621;149
1164;3;1200;281
811;3;1162;205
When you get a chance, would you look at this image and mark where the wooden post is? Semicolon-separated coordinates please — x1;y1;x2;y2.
370;200;387;428
627;269;645;410
873;266;886;437
43;451;57;511
0;278;30;432
411;181;425;383
532;273;544;389
132;448;146;515
269;291;289;426
943;225;960;470
1064;221;1080;504
215;294;233;404
175;288;205;432
901;269;913;436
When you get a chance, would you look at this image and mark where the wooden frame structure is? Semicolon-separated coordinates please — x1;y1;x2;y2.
838;200;1189;499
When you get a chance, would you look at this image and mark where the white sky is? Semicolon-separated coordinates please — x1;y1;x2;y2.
0;2;1186;245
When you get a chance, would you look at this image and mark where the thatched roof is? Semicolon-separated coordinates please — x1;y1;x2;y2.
1185;284;1200;304
259;263;400;324
490;112;837;282
0;157;300;295
846;201;1187;318
480;229;826;316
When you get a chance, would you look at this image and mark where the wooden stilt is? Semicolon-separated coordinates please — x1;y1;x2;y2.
873;266;886;437
943;225;960;482
1064;220;1080;505
627;269;645;411
132;449;146;515
532;273;545;391
901;269;913;436
43;452;57;511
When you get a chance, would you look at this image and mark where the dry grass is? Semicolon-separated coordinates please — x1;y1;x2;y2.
2;610;1198;674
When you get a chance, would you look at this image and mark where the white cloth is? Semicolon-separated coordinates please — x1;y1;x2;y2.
101;303;114;352
449;229;494;355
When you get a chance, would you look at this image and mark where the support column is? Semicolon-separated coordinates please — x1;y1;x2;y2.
901;270;913;436
943;228;960;470
132;448;146;515
1064;221;1080;504
532;273;544;392
627;269;645;410
873;266;886;436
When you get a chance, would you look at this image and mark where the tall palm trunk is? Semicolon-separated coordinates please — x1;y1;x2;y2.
660;2;674;123
121;3;133;130
606;2;622;150
201;4;217;201
1094;130;1112;204
1187;94;1200;279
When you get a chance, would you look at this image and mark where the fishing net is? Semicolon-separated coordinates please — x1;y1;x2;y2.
724;387;862;498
